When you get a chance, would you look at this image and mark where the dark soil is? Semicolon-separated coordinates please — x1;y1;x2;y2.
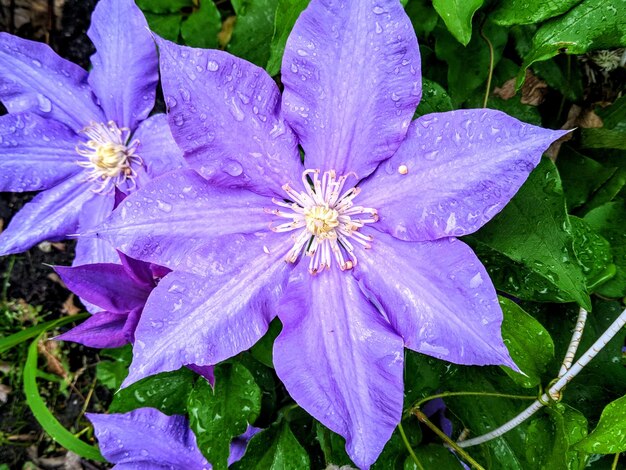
0;1;110;468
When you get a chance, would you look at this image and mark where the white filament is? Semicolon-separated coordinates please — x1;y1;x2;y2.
268;169;378;274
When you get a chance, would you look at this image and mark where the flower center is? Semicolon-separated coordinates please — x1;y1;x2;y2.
76;121;142;193
268;169;378;274
305;206;339;237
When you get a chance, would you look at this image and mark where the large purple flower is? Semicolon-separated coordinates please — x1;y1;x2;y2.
0;0;184;265
92;0;566;466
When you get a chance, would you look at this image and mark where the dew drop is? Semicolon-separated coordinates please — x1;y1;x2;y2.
206;60;219;72
372;5;384;14
221;159;243;177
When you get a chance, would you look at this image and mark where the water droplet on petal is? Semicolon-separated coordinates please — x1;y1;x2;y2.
221;159;243;176
372;5;384;14
36;94;52;113
207;60;219;72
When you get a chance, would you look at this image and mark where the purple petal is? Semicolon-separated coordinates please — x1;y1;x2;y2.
229;425;262;465
0;172;95;255
87;0;158;130
359;109;568;241
353;229;516;368
422;398;453;437
156;36;302;197
119;252;156;288
123;231;293;386
131;114;186;187
274;264;404;468
281;0;420;179
54;263;149;313
87;408;210;469
91;169;276;275
73;193;118;266
0;33;104;131
0;113;81;192
186;364;215;386
55;311;129;348
122;306;143;343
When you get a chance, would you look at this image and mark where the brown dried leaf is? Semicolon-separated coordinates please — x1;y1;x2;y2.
520;71;548;106
493;78;516;100
38;340;67;379
61;294;81;316
218;16;237;49
493;70;548;106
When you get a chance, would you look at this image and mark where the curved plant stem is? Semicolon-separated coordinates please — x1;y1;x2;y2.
411;391;534;413
558;307;588;379
398;422;424;470
479;22;494;109
458;306;626;448
611;452;620;470
413;410;485;470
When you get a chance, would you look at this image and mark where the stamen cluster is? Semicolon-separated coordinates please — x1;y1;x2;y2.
268;169;378;274
76;121;142;193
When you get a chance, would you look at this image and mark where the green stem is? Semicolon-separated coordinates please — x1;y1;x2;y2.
398;422;424;470
611;452;620;470
479;22;495;108
2;255;15;302
414;410;485;470
410;391;535;414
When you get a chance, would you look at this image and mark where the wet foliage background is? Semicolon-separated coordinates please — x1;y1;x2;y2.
0;0;625;468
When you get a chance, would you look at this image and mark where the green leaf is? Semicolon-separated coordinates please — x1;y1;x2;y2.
582;128;626;150
109;367;196;415
559;405;589;470
556;146;616;210
519;0;626;87
584;201;626;297
435;20;508;104
469;158;591;310
0;313;87;355
96;346;132;390
373;423;421;470
181;0;221;49
432;0;484;46
574;395;626;454
315;422;353;467
265;0;309;76
500;297;554;388
405;0;439;37
232;421;310;469
597;94;626;131
569;216;615;291
582;170;626;215
524;408;569;469
442;367;534;469
24;334;105;462
188;362;262;470
250;318;281;368
136;0;193;13
406;445;464;469
404;350;448;409
414;79;453;118
229;0;279;67
492;0;583;26
144;12;183;42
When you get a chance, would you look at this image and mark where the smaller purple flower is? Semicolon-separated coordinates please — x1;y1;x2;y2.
54;251;162;349
87;408;259;469
0;0;185;265
54;251;216;384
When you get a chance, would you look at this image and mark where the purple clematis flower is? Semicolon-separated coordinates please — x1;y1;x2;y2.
87;407;259;468
0;0;184;265
54;251;166;349
91;0;566;466
54;251;215;384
